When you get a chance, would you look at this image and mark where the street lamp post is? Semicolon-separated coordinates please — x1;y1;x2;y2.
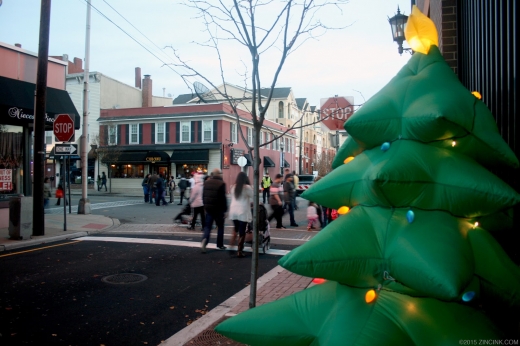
388;6;412;55
280;140;285;176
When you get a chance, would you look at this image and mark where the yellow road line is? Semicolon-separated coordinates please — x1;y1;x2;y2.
0;240;81;258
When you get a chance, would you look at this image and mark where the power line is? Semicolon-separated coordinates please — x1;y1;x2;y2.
80;0;182;78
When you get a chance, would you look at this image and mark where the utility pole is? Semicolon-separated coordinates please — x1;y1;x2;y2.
78;0;92;214
32;0;52;236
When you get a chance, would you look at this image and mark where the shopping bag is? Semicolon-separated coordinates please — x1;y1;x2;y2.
56;189;64;198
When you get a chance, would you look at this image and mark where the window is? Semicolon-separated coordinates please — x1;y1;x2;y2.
203;120;212;142
278;101;284;118
247;127;252;145
181;121;190;142
287;104;291;119
108;125;117;145
156;122;165;143
130;123;139;144
45;131;53;145
231;122;237;143
274;137;279;151
265;132;270;149
259;131;264;145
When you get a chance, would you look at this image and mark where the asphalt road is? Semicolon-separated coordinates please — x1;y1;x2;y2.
0;239;282;346
1;194;315;345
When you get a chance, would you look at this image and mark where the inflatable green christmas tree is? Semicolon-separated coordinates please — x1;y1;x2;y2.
215;7;520;344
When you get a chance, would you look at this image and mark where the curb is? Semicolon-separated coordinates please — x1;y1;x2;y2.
0;217;120;252
161;265;286;346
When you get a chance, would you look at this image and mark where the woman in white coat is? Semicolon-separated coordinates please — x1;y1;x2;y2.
187;174;205;230
228;172;253;257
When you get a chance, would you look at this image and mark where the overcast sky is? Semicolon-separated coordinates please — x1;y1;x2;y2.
0;0;412;108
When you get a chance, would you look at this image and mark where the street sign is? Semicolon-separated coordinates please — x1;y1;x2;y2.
319;96;354;131
55;144;78;156
54;113;75;142
237;156;247;167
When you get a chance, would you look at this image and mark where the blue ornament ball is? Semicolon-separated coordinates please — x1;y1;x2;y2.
462;291;476;302
381;142;391;151
406;210;415;223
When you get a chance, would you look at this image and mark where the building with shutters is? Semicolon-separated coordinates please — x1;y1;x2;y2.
98;102;296;194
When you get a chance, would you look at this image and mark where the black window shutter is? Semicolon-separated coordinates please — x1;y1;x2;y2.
176;122;180;142
125;124;129;144
139;124;143;144
213;120;218;142
236;123;240;143
197;121;202;142
230;122;232;142
191;121;195;143
151;123;155;143
166;122;170;143
103;125;108;145
117;125;122;145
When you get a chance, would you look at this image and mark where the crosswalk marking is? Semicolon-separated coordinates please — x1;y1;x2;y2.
76;236;290;256
45;200;144;214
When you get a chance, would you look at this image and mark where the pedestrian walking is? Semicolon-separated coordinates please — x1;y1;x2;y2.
283;174;298;227
155;174;169;206
261;172;272;204
321;205;328;227
178;176;188;205
168;176;176;204
43;177;51;209
142;174;151;203
267;174;285;229
55;183;67;206
100;172;107;191
188;174;204;230
148;172;158;204
307;201;319;231
228;172;254;258
201;168;228;253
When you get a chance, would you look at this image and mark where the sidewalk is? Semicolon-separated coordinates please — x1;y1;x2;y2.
0;207;119;251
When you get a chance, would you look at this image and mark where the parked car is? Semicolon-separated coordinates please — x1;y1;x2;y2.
296;174;315;196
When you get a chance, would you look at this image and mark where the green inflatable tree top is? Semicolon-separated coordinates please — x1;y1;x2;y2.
216;6;520;345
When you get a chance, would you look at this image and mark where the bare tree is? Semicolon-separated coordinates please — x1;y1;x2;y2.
170;0;349;308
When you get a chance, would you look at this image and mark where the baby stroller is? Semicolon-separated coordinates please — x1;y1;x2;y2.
173;203;193;225
245;204;271;254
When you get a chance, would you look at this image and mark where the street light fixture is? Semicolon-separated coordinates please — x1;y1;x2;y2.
280;140;285;176
388;6;412;55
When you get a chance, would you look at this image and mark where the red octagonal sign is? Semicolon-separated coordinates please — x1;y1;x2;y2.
53;114;75;142
319;96;354;131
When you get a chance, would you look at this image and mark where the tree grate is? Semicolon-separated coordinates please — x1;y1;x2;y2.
101;273;147;285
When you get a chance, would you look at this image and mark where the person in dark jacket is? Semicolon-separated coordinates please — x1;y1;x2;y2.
178;177;188;205
142;174;151;203
283;174;298;227
155;173;168;206
148;172;158;204
201;168;228;252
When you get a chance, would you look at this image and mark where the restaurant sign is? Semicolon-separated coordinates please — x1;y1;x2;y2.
0;169;12;191
231;149;244;165
146;156;162;163
6;107;56;125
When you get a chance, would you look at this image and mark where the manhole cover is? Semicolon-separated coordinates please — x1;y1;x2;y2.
101;273;147;285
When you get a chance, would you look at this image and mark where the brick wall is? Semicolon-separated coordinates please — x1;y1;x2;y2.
142;75;152;107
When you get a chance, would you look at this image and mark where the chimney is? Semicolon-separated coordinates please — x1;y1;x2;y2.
135;67;142;89
142;75;152;107
15;43;22;48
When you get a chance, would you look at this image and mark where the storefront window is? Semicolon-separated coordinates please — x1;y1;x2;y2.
176;164;207;178
110;164;144;178
0;126;23;196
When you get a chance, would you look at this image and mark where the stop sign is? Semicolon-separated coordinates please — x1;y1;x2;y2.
53;114;75;142
319;96;354;131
